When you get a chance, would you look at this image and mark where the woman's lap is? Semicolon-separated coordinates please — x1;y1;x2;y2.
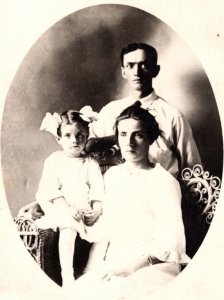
121;262;180;299
73;262;180;300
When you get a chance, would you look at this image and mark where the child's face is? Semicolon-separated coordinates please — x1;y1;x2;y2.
57;123;88;157
117;118;150;164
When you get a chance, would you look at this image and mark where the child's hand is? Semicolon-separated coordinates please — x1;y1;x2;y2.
69;206;82;221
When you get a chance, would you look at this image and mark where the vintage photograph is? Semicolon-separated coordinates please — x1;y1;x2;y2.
1;1;223;299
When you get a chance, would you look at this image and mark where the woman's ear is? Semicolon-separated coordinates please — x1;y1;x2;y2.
55;136;61;145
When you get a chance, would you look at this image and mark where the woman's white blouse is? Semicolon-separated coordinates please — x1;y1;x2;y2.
102;163;189;264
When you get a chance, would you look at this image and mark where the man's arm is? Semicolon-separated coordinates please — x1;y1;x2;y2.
174;115;202;172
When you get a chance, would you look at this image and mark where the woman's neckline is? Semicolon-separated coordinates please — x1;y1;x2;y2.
123;161;156;175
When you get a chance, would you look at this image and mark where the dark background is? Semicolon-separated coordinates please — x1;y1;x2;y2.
1;4;223;217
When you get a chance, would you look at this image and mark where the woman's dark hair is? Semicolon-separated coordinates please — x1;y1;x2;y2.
120;43;158;67
114;101;161;144
57;110;89;137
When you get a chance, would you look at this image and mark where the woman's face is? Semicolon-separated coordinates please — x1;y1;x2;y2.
57;122;88;157
117;118;150;163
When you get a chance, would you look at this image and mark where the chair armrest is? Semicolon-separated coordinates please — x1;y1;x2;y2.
15;201;44;261
180;164;221;258
18;201;44;220
181;164;221;224
18;200;37;216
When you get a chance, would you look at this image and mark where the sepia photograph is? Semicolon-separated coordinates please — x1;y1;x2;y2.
1;1;224;299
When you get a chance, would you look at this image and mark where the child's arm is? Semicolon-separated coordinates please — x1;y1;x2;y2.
36;154;64;214
84;158;104;226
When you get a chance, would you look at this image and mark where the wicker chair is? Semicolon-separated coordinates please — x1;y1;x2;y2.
14;161;221;285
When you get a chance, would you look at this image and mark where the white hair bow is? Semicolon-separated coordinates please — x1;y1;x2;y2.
79;106;98;122
40;112;61;136
40;106;98;136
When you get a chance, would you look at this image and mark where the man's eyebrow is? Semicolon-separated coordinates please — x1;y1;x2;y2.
125;61;148;65
135;130;144;133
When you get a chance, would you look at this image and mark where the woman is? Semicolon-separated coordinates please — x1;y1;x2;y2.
73;101;189;299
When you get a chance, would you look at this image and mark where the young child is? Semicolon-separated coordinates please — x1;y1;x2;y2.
35;107;104;287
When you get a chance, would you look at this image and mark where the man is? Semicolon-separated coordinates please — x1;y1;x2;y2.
90;42;201;179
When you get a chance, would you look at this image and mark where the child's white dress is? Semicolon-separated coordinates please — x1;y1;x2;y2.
35;151;104;242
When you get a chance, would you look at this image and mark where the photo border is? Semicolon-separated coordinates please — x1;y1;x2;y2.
1;1;224;299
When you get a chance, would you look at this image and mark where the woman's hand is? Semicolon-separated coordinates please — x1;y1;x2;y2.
100;262;134;281
83;208;102;226
100;254;162;281
83;201;103;226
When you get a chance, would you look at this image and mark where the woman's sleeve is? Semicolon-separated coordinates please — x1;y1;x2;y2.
149;173;190;264
36;154;63;213
87;158;104;202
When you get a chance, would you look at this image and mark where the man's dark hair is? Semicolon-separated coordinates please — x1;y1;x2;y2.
120;43;158;67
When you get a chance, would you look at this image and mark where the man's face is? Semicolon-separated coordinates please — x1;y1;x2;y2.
121;49;158;92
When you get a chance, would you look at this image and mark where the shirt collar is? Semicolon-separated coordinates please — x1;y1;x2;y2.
130;90;158;106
